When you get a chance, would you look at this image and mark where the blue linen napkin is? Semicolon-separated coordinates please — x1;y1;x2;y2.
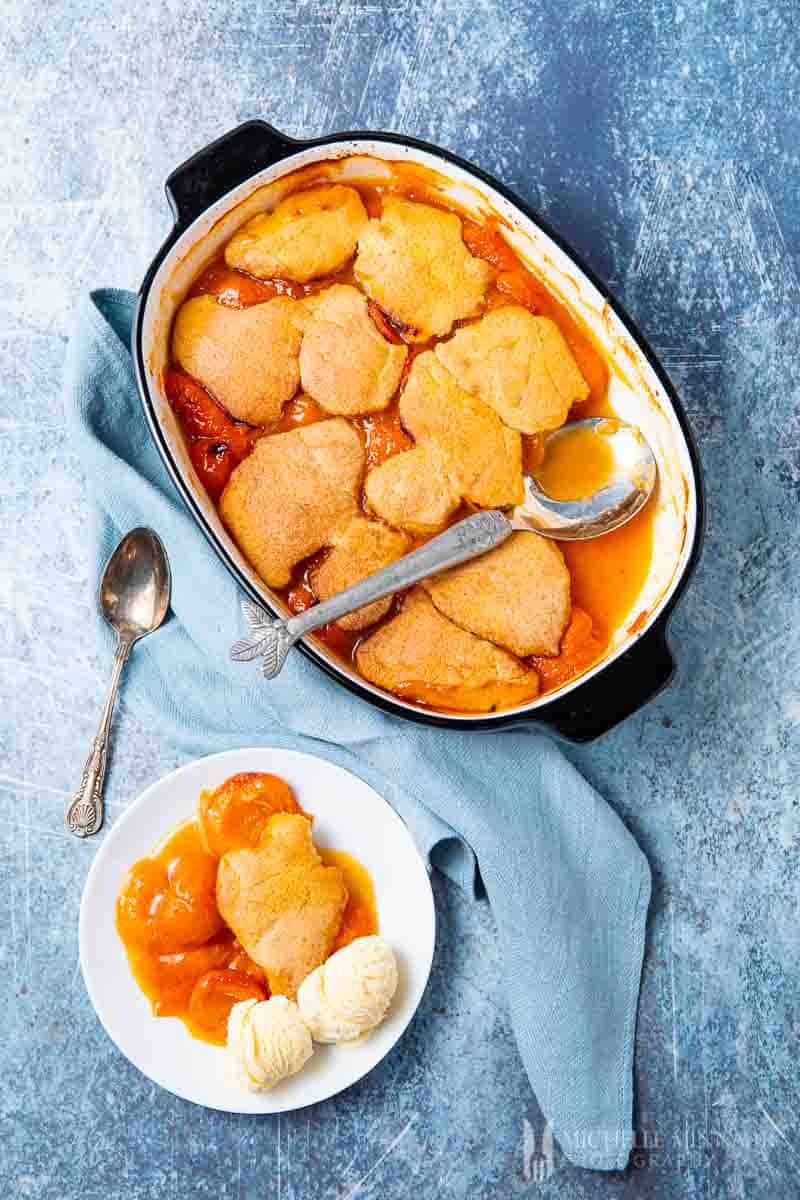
64;288;651;1172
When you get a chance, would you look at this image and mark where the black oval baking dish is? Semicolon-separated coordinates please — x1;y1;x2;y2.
133;120;704;742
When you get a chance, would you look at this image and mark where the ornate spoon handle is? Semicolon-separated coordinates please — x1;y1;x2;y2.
65;637;132;838
232;510;513;679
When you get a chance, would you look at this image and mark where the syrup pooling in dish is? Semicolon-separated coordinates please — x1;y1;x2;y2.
116;772;378;1045
165;166;655;712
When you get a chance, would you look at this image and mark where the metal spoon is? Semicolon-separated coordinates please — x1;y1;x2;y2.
65;529;171;838
231;417;656;680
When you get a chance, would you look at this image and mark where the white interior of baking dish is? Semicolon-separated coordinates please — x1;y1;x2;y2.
139;140;697;721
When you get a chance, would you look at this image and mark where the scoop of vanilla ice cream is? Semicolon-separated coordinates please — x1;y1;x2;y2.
226;995;313;1092
297;935;398;1043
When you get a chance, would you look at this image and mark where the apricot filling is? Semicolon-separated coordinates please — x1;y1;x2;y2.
165;168;655;707
116;772;378;1045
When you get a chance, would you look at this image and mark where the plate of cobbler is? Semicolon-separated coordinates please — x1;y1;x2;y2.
80;748;435;1111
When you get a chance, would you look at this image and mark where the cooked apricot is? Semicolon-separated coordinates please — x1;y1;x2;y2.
189;440;237;501
226;941;266;982
531;606;606;692
116;858;163;945
134;938;235;1017
198;771;301;857
163;368;253;458
356;407;414;470
116;842;223;954
188;259;296;306
188;969;267;1043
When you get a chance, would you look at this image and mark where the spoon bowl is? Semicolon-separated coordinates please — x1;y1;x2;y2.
101;528;172;640
515;417;658;540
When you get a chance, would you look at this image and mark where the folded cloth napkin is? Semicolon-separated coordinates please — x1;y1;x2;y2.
64;289;651;1172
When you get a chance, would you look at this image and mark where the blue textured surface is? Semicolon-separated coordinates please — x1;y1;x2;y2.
2;2;799;1197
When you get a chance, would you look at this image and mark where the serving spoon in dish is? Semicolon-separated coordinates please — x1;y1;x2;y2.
231;417;657;680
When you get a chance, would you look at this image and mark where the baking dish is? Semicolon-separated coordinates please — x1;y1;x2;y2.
133;120;703;741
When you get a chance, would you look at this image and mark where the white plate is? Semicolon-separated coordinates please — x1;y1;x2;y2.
80;747;436;1112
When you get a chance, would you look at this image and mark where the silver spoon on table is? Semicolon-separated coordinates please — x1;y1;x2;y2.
232;417;657;680
65;528;171;838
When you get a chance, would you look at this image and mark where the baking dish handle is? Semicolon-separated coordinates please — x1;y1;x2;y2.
535;621;675;743
165;120;299;230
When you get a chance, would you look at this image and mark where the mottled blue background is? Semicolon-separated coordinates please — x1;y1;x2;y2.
2;2;799;1197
